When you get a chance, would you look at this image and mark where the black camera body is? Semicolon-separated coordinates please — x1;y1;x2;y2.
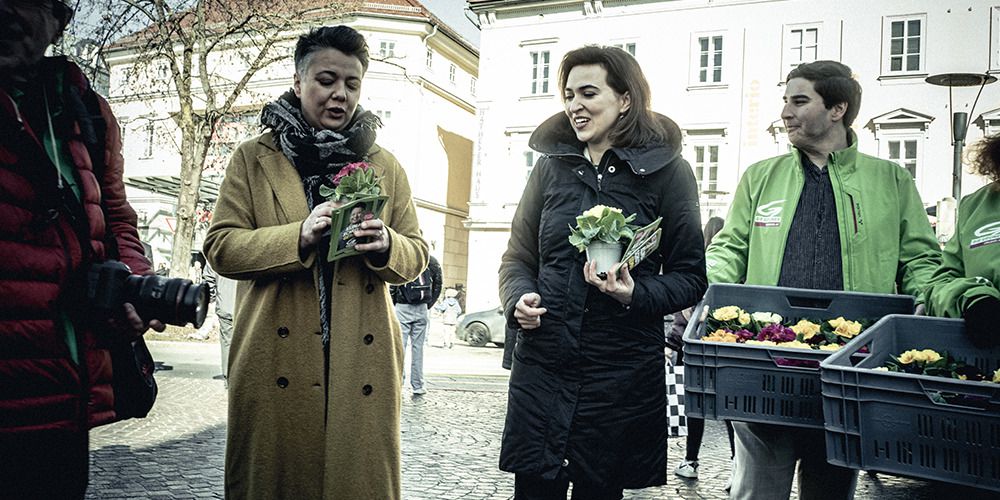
85;261;208;328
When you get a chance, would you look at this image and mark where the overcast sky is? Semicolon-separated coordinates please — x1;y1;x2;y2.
418;0;481;47
69;1;481;48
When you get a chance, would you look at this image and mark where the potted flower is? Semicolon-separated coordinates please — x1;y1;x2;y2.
567;205;638;274
319;161;382;204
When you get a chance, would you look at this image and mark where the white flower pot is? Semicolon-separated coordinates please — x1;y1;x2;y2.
585;242;623;275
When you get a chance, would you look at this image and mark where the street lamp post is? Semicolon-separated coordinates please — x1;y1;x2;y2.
925;73;996;201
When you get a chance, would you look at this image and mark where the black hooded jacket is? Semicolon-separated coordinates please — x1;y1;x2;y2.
497;111;706;487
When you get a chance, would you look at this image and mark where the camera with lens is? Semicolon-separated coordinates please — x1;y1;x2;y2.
85;261;209;328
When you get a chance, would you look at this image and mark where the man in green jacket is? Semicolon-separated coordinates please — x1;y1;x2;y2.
706;60;941;499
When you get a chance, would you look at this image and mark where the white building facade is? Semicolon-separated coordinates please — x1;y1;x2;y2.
464;0;1000;311
105;1;478;286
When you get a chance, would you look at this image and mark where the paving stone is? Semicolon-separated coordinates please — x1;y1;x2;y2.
84;371;987;499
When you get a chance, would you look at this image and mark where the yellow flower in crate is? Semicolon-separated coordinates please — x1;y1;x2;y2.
897;349;920;364
872;366;890;371
994;369;1000;384
828;316;862;339
780;340;814;350
791;319;821;340
919;349;942;363
704;329;739;343
739;312;751;325
819;343;842;351
745;340;777;346
712;306;742;322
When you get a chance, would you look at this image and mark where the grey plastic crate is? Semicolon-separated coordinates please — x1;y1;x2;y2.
821;315;1000;492
682;284;914;429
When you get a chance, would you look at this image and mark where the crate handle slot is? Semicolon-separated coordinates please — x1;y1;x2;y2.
785;295;833;310
920;383;1000;411
767;351;821;371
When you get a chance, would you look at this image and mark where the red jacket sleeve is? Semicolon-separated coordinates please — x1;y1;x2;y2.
96;94;150;275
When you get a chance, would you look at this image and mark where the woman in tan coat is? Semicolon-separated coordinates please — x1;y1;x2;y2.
203;26;427;499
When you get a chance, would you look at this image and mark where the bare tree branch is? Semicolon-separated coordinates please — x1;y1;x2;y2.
92;0;362;277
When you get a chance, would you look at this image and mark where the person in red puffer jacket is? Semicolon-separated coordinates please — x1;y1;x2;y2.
0;1;164;498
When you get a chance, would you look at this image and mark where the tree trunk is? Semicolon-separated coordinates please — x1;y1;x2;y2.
168;124;211;279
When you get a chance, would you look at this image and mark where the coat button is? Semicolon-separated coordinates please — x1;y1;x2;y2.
277;326;289;338
362;384;373;396
583;308;589;313
366;283;375;294
277;377;289;388
562;458;569;467
364;334;374;345
608;165;616;173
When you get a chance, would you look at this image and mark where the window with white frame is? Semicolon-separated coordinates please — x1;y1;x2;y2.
768;119;792;155
425;48;433;69
887;139;919;180
379;40;396;58
470;77;477;96
449;64;457;84
881;15;926;75
611;42;636;57
991;6;1000;71
981;107;1000;136
782;24;820;76
691;32;725;85
530;51;551;95
871;108;932;182
692;144;720;199
684;128;728;201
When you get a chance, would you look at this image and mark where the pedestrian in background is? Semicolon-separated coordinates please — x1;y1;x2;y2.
0;1;164;497
434;288;462;348
925;133;1000;347
392;254;442;394
499;45;707;498
203;25;427;500
669;216;735;485
203;262;237;383
707;60;941;500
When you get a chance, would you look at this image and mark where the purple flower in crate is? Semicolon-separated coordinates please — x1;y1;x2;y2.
735;329;755;342
758;323;796;343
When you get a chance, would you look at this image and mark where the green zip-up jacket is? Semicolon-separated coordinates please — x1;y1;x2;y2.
706;133;940;297
925;183;1000;317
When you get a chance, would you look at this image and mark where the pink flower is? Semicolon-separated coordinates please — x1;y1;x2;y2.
332;162;371;186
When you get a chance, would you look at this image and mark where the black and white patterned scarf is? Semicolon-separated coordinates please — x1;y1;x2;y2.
260;89;382;209
260;89;382;347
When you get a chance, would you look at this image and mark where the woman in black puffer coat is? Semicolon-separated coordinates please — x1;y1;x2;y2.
498;45;707;499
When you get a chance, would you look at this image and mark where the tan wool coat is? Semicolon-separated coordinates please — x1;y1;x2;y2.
203;132;428;500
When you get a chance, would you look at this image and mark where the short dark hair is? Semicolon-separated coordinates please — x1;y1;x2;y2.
558;45;667;148
972;133;1000;185
294;26;369;76
786;60;862;128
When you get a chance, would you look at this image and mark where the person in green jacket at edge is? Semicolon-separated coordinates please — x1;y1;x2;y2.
705;60;941;500
925;133;1000;347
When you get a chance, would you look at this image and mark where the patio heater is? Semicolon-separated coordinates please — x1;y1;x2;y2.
925;72;996;201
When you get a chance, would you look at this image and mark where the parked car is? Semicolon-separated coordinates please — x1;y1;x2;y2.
455;306;506;347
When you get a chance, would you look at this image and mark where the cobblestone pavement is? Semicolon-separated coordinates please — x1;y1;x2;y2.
86;342;987;499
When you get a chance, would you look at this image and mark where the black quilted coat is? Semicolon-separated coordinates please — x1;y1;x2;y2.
498;111;707;489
